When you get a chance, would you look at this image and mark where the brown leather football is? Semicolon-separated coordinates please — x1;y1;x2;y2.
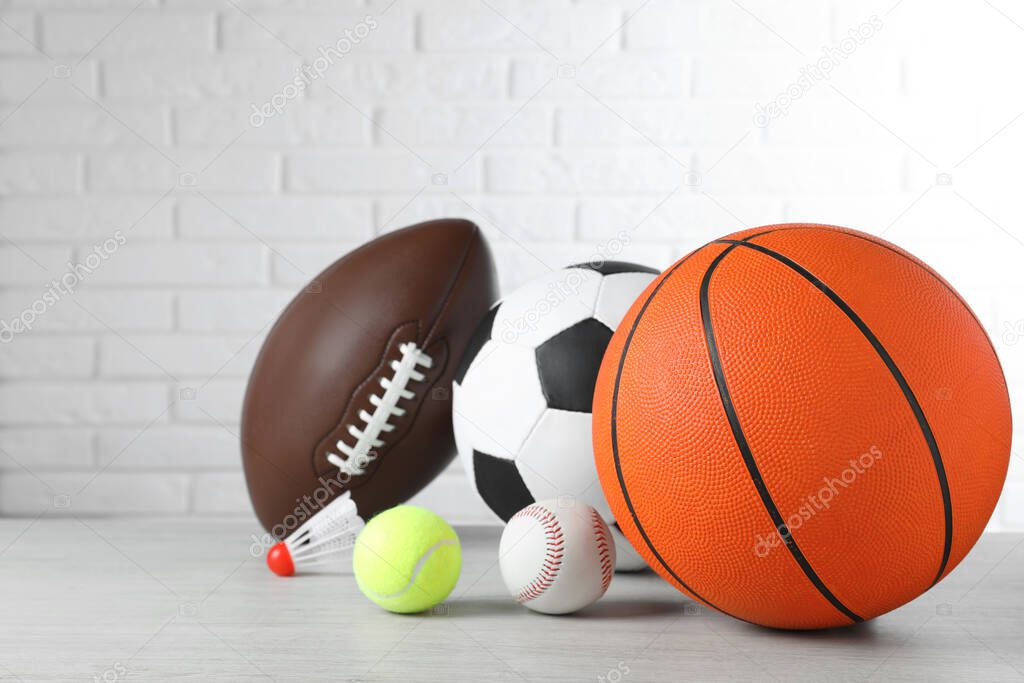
241;218;498;537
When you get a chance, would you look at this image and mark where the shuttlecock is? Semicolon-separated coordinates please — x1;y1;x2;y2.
266;492;365;576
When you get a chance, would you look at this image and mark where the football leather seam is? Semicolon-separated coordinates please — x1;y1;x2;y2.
423;224;479;346
326;341;434;477
313;321;422;478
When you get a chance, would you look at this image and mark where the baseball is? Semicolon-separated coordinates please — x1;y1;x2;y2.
498;499;615;614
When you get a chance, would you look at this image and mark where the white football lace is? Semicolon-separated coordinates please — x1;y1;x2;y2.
326;342;433;477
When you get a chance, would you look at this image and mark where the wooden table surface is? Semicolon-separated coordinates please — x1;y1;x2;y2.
0;520;1021;681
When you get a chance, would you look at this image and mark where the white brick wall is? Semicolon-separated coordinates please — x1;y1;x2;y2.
0;0;1021;531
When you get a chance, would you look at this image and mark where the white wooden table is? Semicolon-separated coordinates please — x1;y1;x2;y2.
0;520;1021;681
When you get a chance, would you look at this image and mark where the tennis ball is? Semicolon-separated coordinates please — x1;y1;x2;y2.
353;505;461;614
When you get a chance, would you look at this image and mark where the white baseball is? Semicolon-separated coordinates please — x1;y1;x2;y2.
498;499;615;614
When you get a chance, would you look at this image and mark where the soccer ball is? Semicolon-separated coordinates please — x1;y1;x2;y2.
452;261;659;571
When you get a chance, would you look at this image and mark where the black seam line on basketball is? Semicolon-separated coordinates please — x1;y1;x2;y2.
742;229;779;241
610;245;739;621
756;226;1004;387
745;225;985;356
716;238;953;587
746;226;1007;437
701;243;865;625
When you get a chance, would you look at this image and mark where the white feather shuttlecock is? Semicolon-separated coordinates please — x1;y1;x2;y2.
266;492;365;577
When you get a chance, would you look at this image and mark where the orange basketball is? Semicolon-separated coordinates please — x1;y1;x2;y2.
593;224;1012;630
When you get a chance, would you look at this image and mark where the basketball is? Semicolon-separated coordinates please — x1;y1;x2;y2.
593;224;1012;630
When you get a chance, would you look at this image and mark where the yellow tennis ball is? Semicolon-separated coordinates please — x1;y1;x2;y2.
353;505;461;614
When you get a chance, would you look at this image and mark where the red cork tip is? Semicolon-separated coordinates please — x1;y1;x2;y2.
266;542;295;577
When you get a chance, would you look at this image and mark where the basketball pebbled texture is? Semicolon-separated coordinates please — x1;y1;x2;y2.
242;219;498;538
593;224;1012;630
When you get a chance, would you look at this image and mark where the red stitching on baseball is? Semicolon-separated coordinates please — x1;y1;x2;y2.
511;505;564;604
592;509;613;593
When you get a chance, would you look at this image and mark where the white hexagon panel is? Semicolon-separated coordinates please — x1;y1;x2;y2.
452;262;659;570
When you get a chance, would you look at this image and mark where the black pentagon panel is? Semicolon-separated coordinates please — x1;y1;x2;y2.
454;303;500;385
535;318;613;412
473;450;535;522
567;260;660;276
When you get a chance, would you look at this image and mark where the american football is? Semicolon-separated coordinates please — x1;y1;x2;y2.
11;4;1024;677
452;261;658;571
241;218;498;538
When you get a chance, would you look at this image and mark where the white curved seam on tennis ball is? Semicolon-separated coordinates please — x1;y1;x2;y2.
363;539;458;600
